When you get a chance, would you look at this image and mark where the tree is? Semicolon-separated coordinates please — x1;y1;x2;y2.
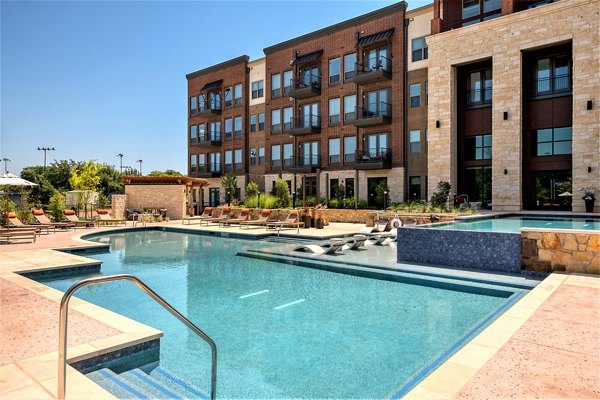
245;181;259;200
221;173;238;203
375;181;390;210
69;160;101;215
97;164;124;196
273;178;292;208
148;170;183;176
430;180;451;208
48;190;66;222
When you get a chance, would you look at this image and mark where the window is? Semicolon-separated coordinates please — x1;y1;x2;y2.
300;103;319;128
190;96;197;115
425;81;428;105
209;121;221;141
329;98;340;125
198;154;206;173
366;133;388;156
234;149;242;171
271;74;281;98
210;152;221;172
198;94;205;111
250;148;256;166
344;95;357;121
224;118;232;140
484;0;501;12
234;84;242;106
271;145;281;167
467;69;492;105
251;80;264;99
535;55;571;95
410;130;421;153
190;154;197;174
464;166;492;202
409;177;421;200
465;134;492;160
190;125;197;143
224;150;233;172
199;124;205;142
283;143;293;167
225;87;232;107
234;116;242;139
283;70;293;94
329;58;340;84
409;84;421;108
344;53;356;80
364;46;390;72
412;37;428;62
283;107;293;130
463;0;480;18
533;127;572;156
329;138;340;165
258;147;265;165
344;136;356;163
258;113;265;131
301;141;319;166
329;178;339;200
250;114;257;132
299;66;320;88
271;109;281;133
365;88;391;116
208;91;221;110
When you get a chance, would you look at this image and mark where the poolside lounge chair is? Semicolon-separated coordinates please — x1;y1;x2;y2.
5;212;55;234
32;209;74;229
359;219;389;234
239;209;272;229
0;228;37;243
63;210;95;228
266;211;305;234
201;207;232;226
96;209;127;226
220;208;251;227
182;207;213;225
293;240;345;255
331;235;368;250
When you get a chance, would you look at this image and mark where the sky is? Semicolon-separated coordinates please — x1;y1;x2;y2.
1;0;430;176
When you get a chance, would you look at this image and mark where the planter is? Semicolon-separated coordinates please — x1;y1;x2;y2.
302;215;312;228
584;197;595;213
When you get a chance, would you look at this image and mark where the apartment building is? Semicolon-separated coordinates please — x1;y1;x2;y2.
427;0;599;212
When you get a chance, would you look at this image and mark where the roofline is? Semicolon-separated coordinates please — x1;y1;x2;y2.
406;2;434;16
263;1;408;54
186;55;250;80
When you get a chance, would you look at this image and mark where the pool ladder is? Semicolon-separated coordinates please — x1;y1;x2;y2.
57;274;217;400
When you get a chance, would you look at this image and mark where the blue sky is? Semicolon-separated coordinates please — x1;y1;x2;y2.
1;0;429;176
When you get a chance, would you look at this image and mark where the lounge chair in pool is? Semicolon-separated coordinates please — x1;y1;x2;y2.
182;207;213;225
293;240;345;255
332;235;368;250
63;210;95;228
96;209;127;226
239;209;272;229
220;208;251;227
32;210;74;229
266;211;304;234
358;219;389;234
6;212;55;234
201;207;232;225
0;228;38;243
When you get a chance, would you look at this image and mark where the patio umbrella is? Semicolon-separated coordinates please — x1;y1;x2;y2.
0;172;37;186
558;191;573;197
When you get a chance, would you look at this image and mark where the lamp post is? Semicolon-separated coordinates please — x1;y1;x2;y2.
1;158;10;174
292;191;297;209
137;159;143;176
117;154;124;173
37;147;55;170
257;191;261;208
227;191;231;207
383;191;388;211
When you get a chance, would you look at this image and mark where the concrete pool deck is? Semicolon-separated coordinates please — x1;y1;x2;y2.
0;221;598;399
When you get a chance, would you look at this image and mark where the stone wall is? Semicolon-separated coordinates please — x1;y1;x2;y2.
125;185;187;220
111;194;127;220
521;230;600;274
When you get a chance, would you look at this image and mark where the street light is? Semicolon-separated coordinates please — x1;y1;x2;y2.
117;154;124;173
137;159;143;176
1;158;10;174
37;147;55;170
227;191;231;207
257;191;261;208
292;191;297;209
383;191;388;211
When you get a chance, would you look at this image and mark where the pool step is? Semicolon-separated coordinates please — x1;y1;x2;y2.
87;367;208;399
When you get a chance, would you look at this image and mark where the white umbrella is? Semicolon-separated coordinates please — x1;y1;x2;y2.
558;191;573;197
0;172;37;186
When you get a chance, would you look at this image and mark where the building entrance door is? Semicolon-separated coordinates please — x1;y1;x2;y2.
532;170;572;210
367;177;387;209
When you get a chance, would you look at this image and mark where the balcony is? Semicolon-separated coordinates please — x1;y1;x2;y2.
348;102;392;128
283;155;321;173
286;115;321;136
350;56;392;85
190;134;221;147
197;163;222;178
288;74;321;99
354;148;392;170
197;99;222;118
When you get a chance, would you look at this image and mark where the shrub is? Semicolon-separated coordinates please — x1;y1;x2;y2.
263;194;279;209
48;191;66;222
430;181;451;208
375;181;391;209
273;178;292;208
15;191;35;224
328;198;341;209
244;195;258;208
245;181;259;200
344;197;355;209
358;199;369;209
306;196;317;207
0;193;15;226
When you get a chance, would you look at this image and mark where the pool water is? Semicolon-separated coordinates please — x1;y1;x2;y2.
40;230;514;399
429;216;600;233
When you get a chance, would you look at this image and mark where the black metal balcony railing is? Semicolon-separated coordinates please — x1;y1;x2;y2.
358;101;392;118
282;155;321;172
198;99;222;113
289;74;321;99
209;132;221;143
354;148;392;169
356;55;392;74
534;74;571;96
198;162;222;177
191;133;221;146
287;115;321;136
465;89;493;106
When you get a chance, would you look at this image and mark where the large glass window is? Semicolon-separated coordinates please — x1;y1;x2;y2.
464;166;492;203
300;66;320;88
283;143;293;166
198;94;205;111
271;145;281;167
411;37;428;62
365;88;391;116
190;96;197;115
258;147;265;165
250;148;257;165
364;46;390;72
209;121;221;141
224;150;233;172
283;107;293;130
484;0;501;12
224;118;232;140
251;80;264;99
344;53;356;80
271;74;281;98
410;130;421;153
234;116;242;139
208;91;221;110
250;114;257;132
467;69;492;105
225;87;232;107
410;84;421;107
344;136;356;163
302;141;319;166
283;70;293;94
198;154;206;173
535;55;571;95
329;138;340;165
300;103;319;128
329;58;340;85
463;0;480;18
345;178;354;198
198;124;205;141
533;127;572;156
367;133;388;156
234;84;242;106
465;134;492;160
210;152;221;172
344;95;356;121
271;109;281;133
258;113;265;131
234;149;242;171
329;98;340;125
409;177;421;200
190;154;197;174
190;125;197;143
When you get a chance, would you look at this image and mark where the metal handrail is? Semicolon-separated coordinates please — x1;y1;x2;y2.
58;274;217;400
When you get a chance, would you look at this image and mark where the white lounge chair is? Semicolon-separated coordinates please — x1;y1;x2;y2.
358;219;389;234
293;240;345;255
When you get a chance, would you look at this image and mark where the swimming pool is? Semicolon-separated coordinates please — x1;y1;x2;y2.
38;230;524;398
428;215;600;233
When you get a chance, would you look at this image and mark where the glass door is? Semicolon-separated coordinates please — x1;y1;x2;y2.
533;171;572;210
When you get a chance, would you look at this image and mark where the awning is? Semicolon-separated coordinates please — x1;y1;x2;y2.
201;79;223;92
291;50;323;66
357;28;395;47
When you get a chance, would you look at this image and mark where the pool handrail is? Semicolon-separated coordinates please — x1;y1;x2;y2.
58;274;217;400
